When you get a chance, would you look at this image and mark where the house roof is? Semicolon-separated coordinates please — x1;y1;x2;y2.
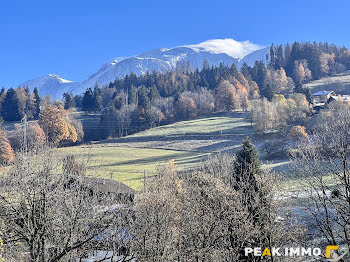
312;90;334;96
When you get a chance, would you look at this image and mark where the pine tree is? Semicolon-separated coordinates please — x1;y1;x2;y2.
82;88;94;112
128;85;137;105
74;95;83;108
23;87;33;119
260;84;273;101
0;88;6;113
251;61;267;91
294;81;304;94
269;44;276;69
149;85;160;101
63;93;75;110
138;86;151;110
202;59;210;71
32;87;41;119
276;44;285;68
240;62;251;78
2;88;23;121
92;93;102;112
234;137;261;178
100;104;118;137
233;138;275;261
233;137;261;226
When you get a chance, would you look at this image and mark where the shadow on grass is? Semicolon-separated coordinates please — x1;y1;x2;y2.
98;151;206;168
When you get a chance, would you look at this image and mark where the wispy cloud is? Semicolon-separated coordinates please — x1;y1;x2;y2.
184;38;264;59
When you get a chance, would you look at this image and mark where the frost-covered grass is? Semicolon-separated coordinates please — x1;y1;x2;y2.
304;71;350;93
61;113;253;190
61;112;304;191
129;113;253;137
60;144;208;190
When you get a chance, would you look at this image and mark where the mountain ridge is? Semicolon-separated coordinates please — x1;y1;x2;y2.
20;39;270;99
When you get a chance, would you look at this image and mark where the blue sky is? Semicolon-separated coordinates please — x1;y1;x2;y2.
1;0;350;87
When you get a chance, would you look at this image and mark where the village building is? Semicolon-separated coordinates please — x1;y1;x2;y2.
311;90;350;112
311;90;336;104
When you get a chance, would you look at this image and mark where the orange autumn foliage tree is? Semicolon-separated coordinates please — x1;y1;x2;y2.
27;122;46;147
289;125;309;142
39;105;78;145
10;122;46;150
0;130;14;163
66;124;78;143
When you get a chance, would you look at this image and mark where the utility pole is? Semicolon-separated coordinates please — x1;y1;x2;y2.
21;114;28;155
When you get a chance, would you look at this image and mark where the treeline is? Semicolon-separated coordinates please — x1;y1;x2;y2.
251;42;350;99
61;41;350;139
71;65;259;138
0;87;41;122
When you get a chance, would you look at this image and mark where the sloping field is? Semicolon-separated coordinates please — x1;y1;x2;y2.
304;71;350;94
60;112;254;190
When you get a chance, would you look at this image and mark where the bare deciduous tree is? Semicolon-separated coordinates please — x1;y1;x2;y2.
291;102;350;258
0;147;133;262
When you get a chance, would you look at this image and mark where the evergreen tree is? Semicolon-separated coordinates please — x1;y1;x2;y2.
269;44;276;69
304;88;313;103
260;84;273;101
284;43;291;65
202;59;210;71
230;63;239;78
149;85;160;101
92;86;102;111
100;104;118;137
233;137;261;226
32;87;41;119
234;137;261;178
276;44;285;68
0;88;6;113
138;86;151;110
240;62;251;78
82;88;94;112
74;95;83;108
128;85;137;105
23;87;33;119
251;61;267;91
233;138;274;261
63;93;75;110
2;88;23;121
294;81;304;94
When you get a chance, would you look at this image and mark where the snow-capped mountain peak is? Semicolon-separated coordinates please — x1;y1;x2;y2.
21;74;77;98
20;38;270;99
46;74;73;83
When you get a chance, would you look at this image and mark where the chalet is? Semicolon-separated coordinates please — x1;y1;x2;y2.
312;90;336;103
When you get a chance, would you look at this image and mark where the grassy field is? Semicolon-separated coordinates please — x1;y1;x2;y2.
61;113;254;190
129;113;253;137
304;70;350;94
60;145;208;190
